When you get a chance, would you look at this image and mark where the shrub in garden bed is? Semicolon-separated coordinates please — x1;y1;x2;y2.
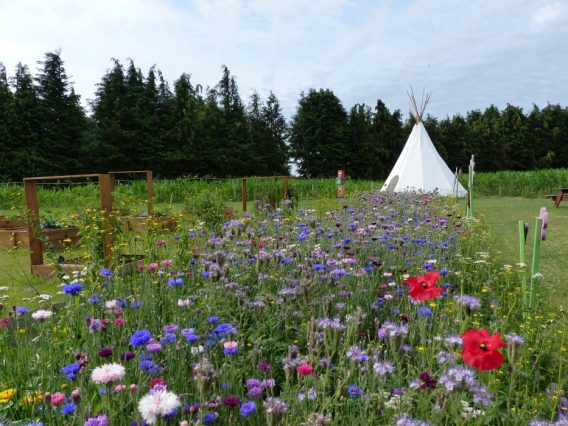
0;192;565;425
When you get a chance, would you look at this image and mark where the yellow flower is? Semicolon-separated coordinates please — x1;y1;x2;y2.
21;391;43;405
0;388;16;404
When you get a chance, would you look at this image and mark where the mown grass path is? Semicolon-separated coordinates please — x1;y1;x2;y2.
475;197;568;318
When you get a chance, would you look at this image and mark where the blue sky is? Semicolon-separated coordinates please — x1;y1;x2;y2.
0;0;566;120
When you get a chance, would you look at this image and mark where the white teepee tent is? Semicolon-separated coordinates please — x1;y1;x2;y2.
381;90;467;197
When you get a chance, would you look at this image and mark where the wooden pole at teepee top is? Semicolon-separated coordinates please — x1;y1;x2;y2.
407;86;431;123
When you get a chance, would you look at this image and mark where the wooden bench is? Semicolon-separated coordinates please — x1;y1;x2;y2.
544;188;568;208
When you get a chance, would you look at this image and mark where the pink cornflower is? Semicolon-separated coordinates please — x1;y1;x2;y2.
50;392;66;406
297;362;313;376
162;259;173;266
91;363;126;385
148;263;158;271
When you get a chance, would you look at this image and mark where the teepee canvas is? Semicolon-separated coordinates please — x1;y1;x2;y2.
381;90;467;197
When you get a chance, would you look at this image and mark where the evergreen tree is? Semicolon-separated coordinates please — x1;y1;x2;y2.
35;50;87;175
92;59;127;171
498;105;531;170
261;92;289;175
10;63;44;178
214;66;252;176
290;89;349;177
165;73;204;176
372;100;404;178
0;63;14;180
347;103;375;179
246;91;289;176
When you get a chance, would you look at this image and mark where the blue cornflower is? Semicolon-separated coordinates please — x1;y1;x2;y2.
347;385;363;398
61;401;76;415
23;423;43;426
207;316;219;323
168;277;184;287
130;329;153;347
63;282;83;295
203;412;218;424
59;362;81;380
87;294;100;304
419;307;433;317
186;334;200;343
164;408;178;419
15;306;28;314
100;268;113;278
239;401;256;417
210;323;236;339
160;333;176;344
140;353;160;376
201;271;211;278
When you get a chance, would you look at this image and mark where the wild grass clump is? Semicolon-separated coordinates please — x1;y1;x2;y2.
0;190;565;425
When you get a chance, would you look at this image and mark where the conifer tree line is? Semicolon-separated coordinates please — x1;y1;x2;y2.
1;51;567;181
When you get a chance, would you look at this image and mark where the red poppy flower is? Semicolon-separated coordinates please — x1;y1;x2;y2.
406;271;443;301
461;328;506;370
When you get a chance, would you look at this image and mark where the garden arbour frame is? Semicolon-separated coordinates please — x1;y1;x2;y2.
24;173;113;278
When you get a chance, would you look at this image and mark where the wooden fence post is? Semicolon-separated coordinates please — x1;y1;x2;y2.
146;170;154;216
242;177;247;212
24;179;42;270
99;174;113;267
283;176;289;199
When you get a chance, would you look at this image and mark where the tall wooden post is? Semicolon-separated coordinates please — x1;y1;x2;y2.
146;170;154;215
518;220;528;317
283;176;289;199
99;174;113;267
24;179;42;270
242;177;247;212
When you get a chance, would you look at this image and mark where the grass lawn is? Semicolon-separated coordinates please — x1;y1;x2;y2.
474;197;568;317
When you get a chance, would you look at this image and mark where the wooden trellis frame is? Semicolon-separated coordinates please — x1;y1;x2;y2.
108;170;154;215
24;174;113;278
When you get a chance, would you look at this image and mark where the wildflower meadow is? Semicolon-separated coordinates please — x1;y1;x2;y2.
0;191;566;425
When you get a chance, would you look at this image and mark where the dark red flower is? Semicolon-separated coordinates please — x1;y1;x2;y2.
98;347;113;358
223;395;240;408
149;376;166;388
406;271;443;301
419;371;437;390
461;328;506;371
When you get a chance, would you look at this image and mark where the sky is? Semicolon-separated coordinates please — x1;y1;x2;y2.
1;0;567;120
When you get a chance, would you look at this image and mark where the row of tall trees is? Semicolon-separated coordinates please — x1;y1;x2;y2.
1;51;568;181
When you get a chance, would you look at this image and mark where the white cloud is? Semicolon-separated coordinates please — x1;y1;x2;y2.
0;0;567;119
